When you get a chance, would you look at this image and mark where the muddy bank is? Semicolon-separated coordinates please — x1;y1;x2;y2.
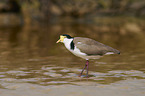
0;79;145;96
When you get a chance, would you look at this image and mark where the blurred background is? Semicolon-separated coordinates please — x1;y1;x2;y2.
0;0;145;86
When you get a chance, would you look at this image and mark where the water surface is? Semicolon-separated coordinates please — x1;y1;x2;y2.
0;22;145;87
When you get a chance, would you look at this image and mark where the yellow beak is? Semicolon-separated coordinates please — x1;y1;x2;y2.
56;35;66;43
56;39;61;43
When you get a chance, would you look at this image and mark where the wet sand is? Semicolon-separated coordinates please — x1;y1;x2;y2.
0;79;145;96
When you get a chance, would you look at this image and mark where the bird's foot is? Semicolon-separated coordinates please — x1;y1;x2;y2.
86;75;89;78
78;74;82;77
78;74;89;78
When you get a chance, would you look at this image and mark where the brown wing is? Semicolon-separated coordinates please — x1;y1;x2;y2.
73;37;120;55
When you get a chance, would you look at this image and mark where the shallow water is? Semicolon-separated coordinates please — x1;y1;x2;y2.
0;23;145;88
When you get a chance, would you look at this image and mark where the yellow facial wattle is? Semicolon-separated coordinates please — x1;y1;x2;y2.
56;35;66;43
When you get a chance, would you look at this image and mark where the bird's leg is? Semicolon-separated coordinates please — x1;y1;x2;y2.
79;60;89;77
79;63;87;77
86;60;89;78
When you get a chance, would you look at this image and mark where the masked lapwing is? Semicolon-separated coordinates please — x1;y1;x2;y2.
56;34;120;77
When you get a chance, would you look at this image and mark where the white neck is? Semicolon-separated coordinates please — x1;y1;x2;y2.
63;38;73;50
62;38;88;60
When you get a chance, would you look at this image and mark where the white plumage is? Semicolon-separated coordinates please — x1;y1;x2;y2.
63;38;87;59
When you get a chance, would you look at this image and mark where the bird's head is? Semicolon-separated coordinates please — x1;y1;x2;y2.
56;34;72;43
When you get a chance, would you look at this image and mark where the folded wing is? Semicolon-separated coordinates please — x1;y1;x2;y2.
74;37;120;55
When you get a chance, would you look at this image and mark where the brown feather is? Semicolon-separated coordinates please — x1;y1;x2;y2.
73;37;120;55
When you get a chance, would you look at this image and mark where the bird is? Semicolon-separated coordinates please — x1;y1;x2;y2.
56;34;120;77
